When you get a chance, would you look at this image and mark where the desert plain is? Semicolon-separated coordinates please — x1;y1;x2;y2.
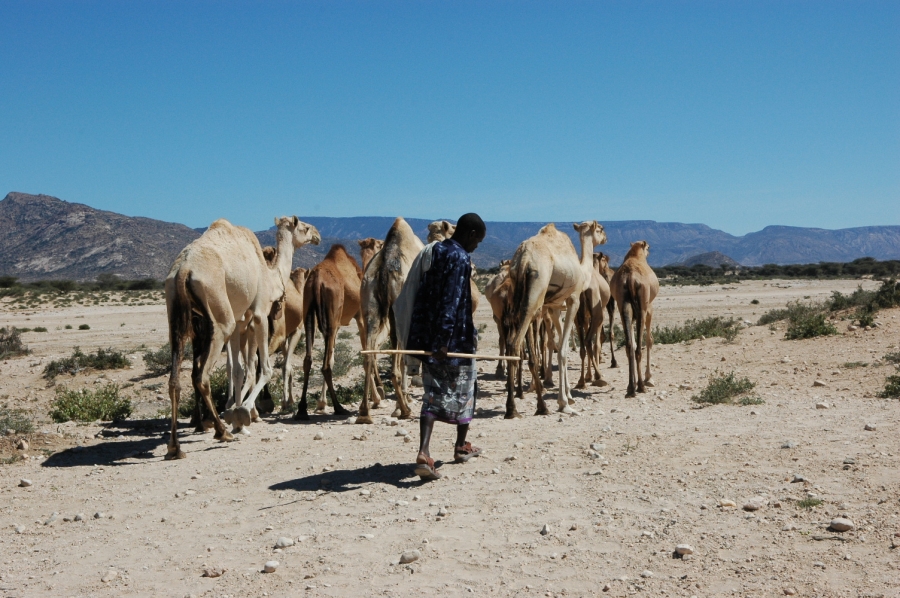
0;278;898;597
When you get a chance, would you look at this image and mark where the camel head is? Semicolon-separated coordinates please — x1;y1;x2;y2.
593;252;608;272
289;267;309;292
275;216;321;248
625;240;650;260
573;220;607;248
262;246;277;266
357;238;384;253
427;220;456;243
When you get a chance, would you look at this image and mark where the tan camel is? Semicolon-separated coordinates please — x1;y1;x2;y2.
165;216;319;459
596;252;619;368
484;260;512;377
575;254;611;388
357;238;384;270
609;241;659;397
503;221;607;418
358;217;424;423
296;244;365;419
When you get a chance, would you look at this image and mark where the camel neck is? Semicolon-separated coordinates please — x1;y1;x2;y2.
273;227;294;281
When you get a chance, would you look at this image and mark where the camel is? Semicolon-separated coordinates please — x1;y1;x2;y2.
358;218;424;424
609;241;659;397
596;252;618;368
165;216;320;459
574;254;611;388
484;260;512;377
503;221;607;418
296;244;365;420
357;238;384;270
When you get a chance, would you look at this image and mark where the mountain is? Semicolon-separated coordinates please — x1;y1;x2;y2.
2;192;899;282
667;251;743;268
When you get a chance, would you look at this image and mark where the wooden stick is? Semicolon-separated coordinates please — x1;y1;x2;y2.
360;349;520;361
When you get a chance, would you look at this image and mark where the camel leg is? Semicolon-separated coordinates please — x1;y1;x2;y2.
388;312;412;419
575;305;587;389
357;353;376;425
556;296;579;412
166;332;189;459
541;315;555;388
643;306;655;388
235;311;273;427
607;300;618;368
590;308;607;386
194;325;235;444
282;330;303;411
322;326;350;416
528;326;548;415
504;350;522;419
295;313;315;421
634;299;647;394
620;302;638;398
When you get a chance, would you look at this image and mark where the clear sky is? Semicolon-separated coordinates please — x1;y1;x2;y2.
1;1;897;234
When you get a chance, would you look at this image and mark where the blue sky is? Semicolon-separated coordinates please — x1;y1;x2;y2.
1;1;897;234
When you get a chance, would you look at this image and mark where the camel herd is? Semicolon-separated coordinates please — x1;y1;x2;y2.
163;215;658;460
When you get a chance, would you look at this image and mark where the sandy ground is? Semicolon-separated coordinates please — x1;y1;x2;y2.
0;278;898;598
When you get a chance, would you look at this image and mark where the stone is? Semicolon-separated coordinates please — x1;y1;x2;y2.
815;402;829;409
719;499;737;508
359;489;371;496
864;424;876;431
540;524;550;536
14;525;25;534
94;512;105;519
640;570;653;578
492;468;500;474
781;441;797;449
101;569;118;583
813;380;827;387
360;534;374;539
16;439;28;451
641;530;654;538
437;507;448;517
263;560;279;573
314;432;324;440
404;435;412;443
603;584;611;592
843;457;856;465
675;544;694;555
514;442;524;448
590;443;605;451
44;512;58;526
791;474;805;483
275;537;294;548
829;518;855;532
743;497;767;511
202;567;226;578
396;429;408;437
784;588;797;596
399;550;421;564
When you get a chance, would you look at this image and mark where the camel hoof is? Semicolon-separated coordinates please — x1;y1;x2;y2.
504;410;522;420
567;397;576;405
610;362;619;369
355;415;374;425
258;397;275;415
214;430;234;442
221;409;235;425
293;410;309;421
314;408;326;415
193;425;205;433
591;379;609;387
543;380;555;389
376;388;387;403
534;406;550;416
644;379;655;388
233;426;251;436
201;418;216;431
625;392;636;398
233;406;252;428
164;448;186;460
250;407;260;422
575;381;586;390
558;405;576;415
333;406;350;417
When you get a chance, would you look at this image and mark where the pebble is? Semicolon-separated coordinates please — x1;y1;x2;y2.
864;424;876;431
16;439;28;451
781;441;797;449
14;525;25;534
314;432;324;440
94;512;105;519
641;530;654;538
18;479;32;487
813;380;827;387
360;489;371;496
360;534;375;539
719;499;737;508
396;429;408;437
829;518;855;532
784;588;797;596
791;474;805;483
815;402;829;409
640;570;653;578
101;569;118;583
540;524;550;536
437;507;448;517
44;512;58;525
403;435;412;443
590;443;605;451
781;357;791;363
202;567;226;578
399;550;421;564
275;537;294;548
492;468;500;474
263;560;279;573
675;544;694;555
743;497;768;511
514;442;524;448
603;584;611;592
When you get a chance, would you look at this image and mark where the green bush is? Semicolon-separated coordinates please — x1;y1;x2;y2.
654;316;741;344
49;383;132;422
879;375;900;399
78;324;90;330
306;379;365;407
0;406;35;433
32;326;48;333
64;324;72;330
797;498;823;509
43;347;131;379
142;342;193;376
0;327;30;359
692;371;757;405
190;365;230;413
884;352;900;366
750;299;759;305
785;312;838;340
827;286;875;311
757;300;823;326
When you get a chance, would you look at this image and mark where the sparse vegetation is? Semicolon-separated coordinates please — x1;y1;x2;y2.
738;396;765;406
884;352;900;366
0;327;30;359
692;371;758;405
842;361;868;369
750;299;759;304
879;375;900;399
784;311;838;340
49;383;132;422
654;316;741;344
43;347;131;379
0;406;35;434
142;342;193;376
32;326;48;333
78;324;90;330
797;498;823;509
306;380;365;408
64;324;72;329
656;257;900;286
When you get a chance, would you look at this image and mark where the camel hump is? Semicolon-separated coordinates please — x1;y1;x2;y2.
207;218;233;231
538;223;558;235
325;243;351;260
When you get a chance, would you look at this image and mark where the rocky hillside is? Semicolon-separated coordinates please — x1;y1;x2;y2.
667;251;743;268
0;192;201;282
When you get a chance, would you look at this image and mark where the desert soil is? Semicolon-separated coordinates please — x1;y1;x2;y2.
0;278;898;597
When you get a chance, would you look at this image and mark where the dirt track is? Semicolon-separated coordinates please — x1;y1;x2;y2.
1;279;898;597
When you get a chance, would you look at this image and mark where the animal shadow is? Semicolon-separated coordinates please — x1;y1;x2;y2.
269;461;434;494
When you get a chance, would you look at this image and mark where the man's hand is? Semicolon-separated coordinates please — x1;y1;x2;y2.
433;346;449;362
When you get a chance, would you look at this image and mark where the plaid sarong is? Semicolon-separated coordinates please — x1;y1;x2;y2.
420;361;477;425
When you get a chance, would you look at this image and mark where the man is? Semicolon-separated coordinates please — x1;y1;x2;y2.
406;213;486;480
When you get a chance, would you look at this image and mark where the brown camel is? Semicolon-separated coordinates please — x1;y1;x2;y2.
575;254;611;388
503;221;607;418
296;244;365;419
259;266;309;412
609;241;659;397
357;238;384;270
165;216;320;459
596;252;619;368
358;218;424;423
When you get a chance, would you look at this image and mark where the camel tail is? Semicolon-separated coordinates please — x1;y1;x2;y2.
504;262;533;353
168;270;194;379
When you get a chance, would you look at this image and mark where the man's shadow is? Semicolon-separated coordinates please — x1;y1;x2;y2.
269;461;443;494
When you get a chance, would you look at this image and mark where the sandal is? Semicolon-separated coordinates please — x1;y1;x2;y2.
414;457;442;481
453;442;482;463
